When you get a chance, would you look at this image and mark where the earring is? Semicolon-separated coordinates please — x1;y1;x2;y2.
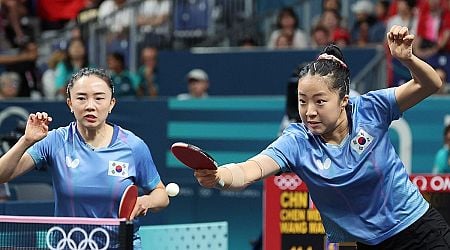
108;110;111;114
71;110;74;113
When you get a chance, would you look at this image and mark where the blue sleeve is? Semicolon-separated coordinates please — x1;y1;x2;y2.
261;144;290;173
133;140;161;192
359;88;402;129
260;125;308;173
26;130;60;169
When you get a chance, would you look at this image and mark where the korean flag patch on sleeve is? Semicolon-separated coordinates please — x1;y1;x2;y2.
351;129;374;154
108;160;130;177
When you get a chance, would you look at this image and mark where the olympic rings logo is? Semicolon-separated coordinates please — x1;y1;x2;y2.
274;175;302;190
46;226;110;250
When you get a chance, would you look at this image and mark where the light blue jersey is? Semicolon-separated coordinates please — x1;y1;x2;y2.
27;122;161;219
261;88;429;245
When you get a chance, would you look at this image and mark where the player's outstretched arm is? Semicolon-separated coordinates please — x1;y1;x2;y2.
387;25;443;112
0;112;52;183
195;154;280;191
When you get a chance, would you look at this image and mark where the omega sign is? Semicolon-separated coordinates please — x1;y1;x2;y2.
410;175;450;192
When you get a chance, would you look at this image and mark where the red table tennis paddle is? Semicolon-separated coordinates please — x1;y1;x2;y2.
171;142;218;170
118;185;138;220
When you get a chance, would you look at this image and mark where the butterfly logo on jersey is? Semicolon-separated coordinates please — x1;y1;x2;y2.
351;129;374;154
66;156;80;169
316;158;331;170
108;160;129;177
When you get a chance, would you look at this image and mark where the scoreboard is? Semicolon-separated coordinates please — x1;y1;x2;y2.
263;174;450;250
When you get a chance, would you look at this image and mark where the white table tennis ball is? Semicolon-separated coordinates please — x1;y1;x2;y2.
166;183;180;197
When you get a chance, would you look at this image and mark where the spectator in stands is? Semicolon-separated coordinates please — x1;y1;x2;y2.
375;0;392;24
0;40;39;98
433;124;450;173
135;46;159;97
267;7;309;49
0;71;20;100
350;0;387;46
274;32;294;49
136;0;171;48
312;0;343;28
177;69;209;100
106;51;137;98
353;20;372;47
55;37;89;98
318;9;351;46
322;0;341;12
310;25;332;48
334;28;351;47
41;49;66;99
0;68;170;250
413;0;450;59
386;0;418;35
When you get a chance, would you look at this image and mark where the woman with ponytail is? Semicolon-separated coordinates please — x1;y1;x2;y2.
194;25;449;249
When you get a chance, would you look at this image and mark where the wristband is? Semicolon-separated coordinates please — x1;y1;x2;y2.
223;163;245;189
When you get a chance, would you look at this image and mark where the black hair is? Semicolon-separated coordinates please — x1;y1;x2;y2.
109;52;125;66
66;68;115;98
404;0;417;9
322;0;341;12
285;63;309;122
276;7;299;29
298;44;350;99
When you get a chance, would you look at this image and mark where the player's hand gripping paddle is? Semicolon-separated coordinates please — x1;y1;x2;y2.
171;142;218;170
118;185;138;220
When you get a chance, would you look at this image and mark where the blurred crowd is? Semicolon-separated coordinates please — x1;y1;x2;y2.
0;0;168;100
0;0;449;100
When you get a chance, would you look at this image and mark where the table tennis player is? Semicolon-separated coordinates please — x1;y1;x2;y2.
193;26;450;249
0;67;169;249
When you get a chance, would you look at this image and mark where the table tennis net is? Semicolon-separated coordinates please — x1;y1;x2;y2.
0;215;133;249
